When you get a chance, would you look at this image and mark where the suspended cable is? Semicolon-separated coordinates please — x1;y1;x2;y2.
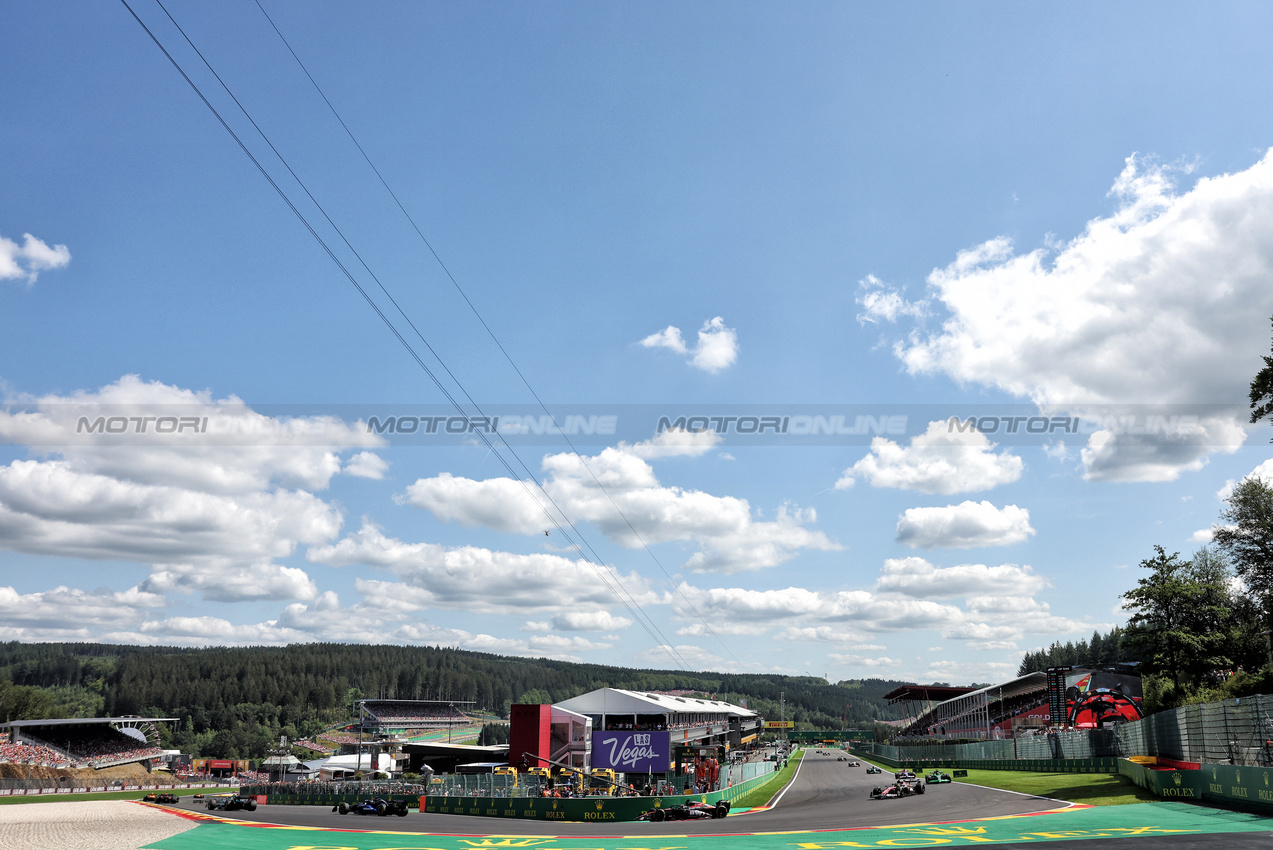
252;0;741;666
120;0;687;670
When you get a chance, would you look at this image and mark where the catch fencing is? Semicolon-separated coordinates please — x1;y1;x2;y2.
861;693;1273;770
1116;694;1273;767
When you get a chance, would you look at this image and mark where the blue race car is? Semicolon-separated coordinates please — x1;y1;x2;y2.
333;798;410;817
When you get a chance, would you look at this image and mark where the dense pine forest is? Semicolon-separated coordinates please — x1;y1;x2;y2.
0;642;911;758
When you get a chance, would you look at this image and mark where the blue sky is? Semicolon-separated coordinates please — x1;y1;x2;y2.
3;1;1273;685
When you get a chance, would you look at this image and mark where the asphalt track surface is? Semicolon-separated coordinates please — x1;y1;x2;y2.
176;749;1071;835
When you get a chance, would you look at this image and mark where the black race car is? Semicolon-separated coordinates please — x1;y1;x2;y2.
870;781;924;799
333;798;411;817
151;792;180;804
206;794;258;812
925;770;952;784
638;800;731;822
865;765;882;774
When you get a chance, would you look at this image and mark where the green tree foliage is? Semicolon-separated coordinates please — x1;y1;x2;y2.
477;722;510;746
1213;476;1273;633
1016;626;1130;676
1121;546;1235;690
0;642;914;758
1249;314;1273;430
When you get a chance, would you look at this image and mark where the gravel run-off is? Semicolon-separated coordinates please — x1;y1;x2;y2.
0;801;196;850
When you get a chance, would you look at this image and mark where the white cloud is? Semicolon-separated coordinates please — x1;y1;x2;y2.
632;644;728;671
141;562;318;602
1189;528;1215;544
836;420;1023;494
894;152;1273;481
896;501;1034;549
0;232;70;285
828;653;901;668
344;451;388;479
0;459;340;573
855;274;927;325
308;521;660;614
404;440;839;573
640;317;738;373
874;557;1049;598
0;375;381;494
550;611;633;631
0;585;164;641
401;472;549;533
0;376;388;604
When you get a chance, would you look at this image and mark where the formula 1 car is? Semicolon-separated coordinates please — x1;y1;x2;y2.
865;765;882;774
870;781;924;799
333;798;411;817
142;793;158;802
925;770;952;784
146;792;180;804
638;800;731;822
206;794;258;812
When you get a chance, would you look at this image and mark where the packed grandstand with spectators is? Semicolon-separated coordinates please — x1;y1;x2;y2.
0;721;165;769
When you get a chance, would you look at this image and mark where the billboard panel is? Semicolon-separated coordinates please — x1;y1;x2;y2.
590;730;671;772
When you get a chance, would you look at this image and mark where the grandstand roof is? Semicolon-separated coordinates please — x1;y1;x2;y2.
883;685;978;703
1;717;176;729
554;687;758;718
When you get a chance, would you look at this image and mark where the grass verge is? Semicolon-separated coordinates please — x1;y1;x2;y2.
0;789;212;806
950;768;1159;806
731;749;804;808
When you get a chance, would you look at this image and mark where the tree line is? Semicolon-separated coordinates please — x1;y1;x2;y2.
0;641;912;758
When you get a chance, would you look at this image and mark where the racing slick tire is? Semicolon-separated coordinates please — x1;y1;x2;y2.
713;802;730;818
245;800;257;811
914;783;925;795
650;808;666;822
374;801;387;815
337;802;350;815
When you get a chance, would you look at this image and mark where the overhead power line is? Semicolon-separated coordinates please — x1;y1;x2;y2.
251;0;741;668
121;0;688;670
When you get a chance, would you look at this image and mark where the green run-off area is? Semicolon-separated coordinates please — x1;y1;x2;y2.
144;802;1271;850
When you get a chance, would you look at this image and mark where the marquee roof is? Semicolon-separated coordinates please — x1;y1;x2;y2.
554;688;757;718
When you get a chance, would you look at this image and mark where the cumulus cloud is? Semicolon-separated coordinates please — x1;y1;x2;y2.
0;585;164;641
0;376;381;603
892;152;1273;481
550;611;633;631
836;420;1023;494
344;451;388;479
855;274;927;325
308;521;660;614
874;557;1049;598
0;232;70;285
896;501;1034;549
640;317;738;373
404;438;839;573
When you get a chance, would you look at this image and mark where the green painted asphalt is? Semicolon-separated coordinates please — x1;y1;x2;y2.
145;802;1271;850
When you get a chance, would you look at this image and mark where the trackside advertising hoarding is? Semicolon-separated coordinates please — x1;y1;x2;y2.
590;731;671;772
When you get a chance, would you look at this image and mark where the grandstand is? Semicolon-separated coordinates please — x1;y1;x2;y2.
0;717;174;769
888;673;1051;740
358;699;472;731
887;668;1143;742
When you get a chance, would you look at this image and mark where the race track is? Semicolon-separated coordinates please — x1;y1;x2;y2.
182;749;1068;835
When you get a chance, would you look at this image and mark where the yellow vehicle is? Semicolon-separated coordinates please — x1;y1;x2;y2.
590;768;616;794
493;765;519;787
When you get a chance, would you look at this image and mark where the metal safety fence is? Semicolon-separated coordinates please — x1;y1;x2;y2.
1115;693;1273;766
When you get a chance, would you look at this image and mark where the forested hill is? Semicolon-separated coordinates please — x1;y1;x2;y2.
0;642;913;756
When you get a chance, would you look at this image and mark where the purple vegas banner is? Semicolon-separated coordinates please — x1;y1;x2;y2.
590;730;671;772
